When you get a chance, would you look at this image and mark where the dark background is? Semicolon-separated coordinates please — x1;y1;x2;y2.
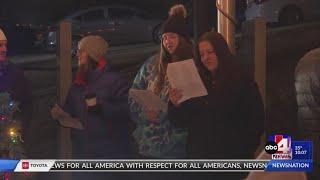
0;0;195;24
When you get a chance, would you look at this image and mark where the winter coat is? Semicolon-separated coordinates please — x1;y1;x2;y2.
129;55;187;158
295;48;320;131
168;72;264;159
295;48;320;180
63;66;132;159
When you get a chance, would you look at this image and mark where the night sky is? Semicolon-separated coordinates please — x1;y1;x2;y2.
1;0;191;24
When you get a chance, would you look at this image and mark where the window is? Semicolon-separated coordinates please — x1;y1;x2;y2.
82;9;105;22
74;15;82;22
108;8;136;20
135;11;148;19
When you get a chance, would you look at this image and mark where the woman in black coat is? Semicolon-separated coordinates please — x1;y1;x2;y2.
168;31;264;160
168;31;264;180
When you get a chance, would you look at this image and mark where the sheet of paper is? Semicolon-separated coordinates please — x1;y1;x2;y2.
129;89;167;113
57;117;84;130
167;59;208;103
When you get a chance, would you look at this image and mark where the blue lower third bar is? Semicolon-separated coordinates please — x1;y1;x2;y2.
266;160;312;172
0;160;19;172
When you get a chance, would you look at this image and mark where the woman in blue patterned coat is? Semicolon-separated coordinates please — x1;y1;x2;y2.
129;4;193;158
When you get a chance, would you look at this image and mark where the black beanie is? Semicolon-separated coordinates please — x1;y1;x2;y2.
160;4;189;39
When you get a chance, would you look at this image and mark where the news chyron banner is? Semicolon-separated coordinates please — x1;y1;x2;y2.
0;159;270;172
0;135;313;172
264;134;313;172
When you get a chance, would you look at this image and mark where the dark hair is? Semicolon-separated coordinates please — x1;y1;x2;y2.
196;31;247;90
153;35;193;94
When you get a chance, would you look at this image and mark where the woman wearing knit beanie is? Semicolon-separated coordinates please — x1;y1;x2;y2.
51;35;132;164
129;4;193;159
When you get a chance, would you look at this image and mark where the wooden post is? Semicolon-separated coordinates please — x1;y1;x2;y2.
237;19;267;156
237;18;267;106
57;21;72;180
254;19;267;106
242;19;267;106
253;19;267;156
217;0;236;54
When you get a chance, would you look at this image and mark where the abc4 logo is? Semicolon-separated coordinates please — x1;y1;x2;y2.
265;137;291;154
265;141;278;154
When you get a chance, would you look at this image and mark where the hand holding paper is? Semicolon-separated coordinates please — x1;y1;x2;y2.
51;104;69;120
57;116;84;130
50;104;84;130
167;59;208;103
169;88;183;107
129;89;168;113
144;109;160;122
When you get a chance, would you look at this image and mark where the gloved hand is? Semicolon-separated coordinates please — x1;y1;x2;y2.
85;93;101;114
50;104;70;120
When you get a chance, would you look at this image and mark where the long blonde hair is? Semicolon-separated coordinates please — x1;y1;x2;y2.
152;36;193;95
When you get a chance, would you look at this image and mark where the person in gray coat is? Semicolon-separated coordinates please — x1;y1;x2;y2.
295;48;320;180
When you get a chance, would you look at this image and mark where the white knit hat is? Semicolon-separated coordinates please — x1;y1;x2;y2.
0;29;7;41
78;35;108;62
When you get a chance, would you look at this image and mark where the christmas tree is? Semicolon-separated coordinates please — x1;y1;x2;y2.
0;92;25;179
